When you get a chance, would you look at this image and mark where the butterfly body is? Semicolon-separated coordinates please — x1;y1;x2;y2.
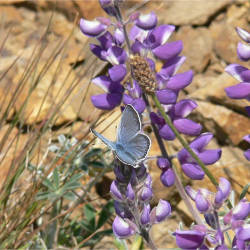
91;104;151;167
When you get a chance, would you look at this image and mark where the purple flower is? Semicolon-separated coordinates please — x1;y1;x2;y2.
225;27;250;161
178;133;221;180
151;99;201;141
160;168;175;187
174;229;206;249
155;199;171;223
80;18;107;37
112;216;136;238
91;67;125;110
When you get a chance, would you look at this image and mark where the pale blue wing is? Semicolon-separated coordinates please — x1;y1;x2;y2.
91;129;116;151
117;104;141;144
115;133;151;166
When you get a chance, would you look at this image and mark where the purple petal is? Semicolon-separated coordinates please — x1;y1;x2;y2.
174;99;197;118
198;149;222;165
175;230;205;249
108;64;127;82
92;75;111;92
185;186;197;201
195;191;210;213
166;70;193;91
237;224;250;241
160;56;186;78
80;18;106;37
129;25;148;43
136;12;157;30
244;149;250;161
243;134;250;143
98;31;113;50
92;76;123;94
232;199;250;220
141;204;151;225
105;46;127;65
241;69;250;82
131;40;146;54
153;40;183;60
147;24;175;49
160;168;175;187
126;183;135;201
110;180;123;200
225;64;248;82
236;27;250;43
215;188;226;206
90;44;106;60
237;42;250;61
114;28;125;45
156;89;178;104
225;82;250;99
112;216;135;238
91;93;122;110
123;95;146;114
150;112;165;126
182;163;205;180
218;177;231;199
99;0;117;17
140;186;153;201
159;124;176;140
189;133;213;151
174;118;202;136
155;199;171;223
157;157;170;170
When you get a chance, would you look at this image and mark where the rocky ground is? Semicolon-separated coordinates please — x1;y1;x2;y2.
0;0;249;248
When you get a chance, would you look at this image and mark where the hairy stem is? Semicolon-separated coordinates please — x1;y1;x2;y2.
151;93;218;187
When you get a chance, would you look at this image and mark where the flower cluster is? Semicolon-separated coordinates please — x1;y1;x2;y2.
111;161;171;240
175;178;250;249
225;27;250;161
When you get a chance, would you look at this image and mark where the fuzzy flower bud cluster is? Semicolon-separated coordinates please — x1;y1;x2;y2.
174;178;250;249
111;161;171;239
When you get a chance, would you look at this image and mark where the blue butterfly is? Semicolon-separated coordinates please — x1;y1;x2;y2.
91;104;151;167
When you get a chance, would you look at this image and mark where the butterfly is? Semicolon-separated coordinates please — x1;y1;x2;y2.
91;104;151;167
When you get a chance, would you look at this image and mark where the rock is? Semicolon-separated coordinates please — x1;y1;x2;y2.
194;100;250;146
147;0;231;26
174;26;213;73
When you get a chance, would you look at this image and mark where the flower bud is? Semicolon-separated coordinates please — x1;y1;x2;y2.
174;230;206;249
126;183;135;201
140;185;153;201
110;180;123;200
160;168;175;187
232;199;250;220
80;18;107;37
112;216;135;238
157;157;170;170
155;199;171;223
135;12;158;30
141;204;151;225
195;191;210;213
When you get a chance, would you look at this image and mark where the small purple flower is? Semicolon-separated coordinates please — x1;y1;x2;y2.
160;168;175;187
174;229;206;249
112;216;136;238
157;157;170;170
155;199;171;223
178;133;221;180
141;204;151;225
135;12;158;30
80;18;107;37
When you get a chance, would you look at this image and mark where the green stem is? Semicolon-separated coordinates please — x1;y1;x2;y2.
151;93;218;187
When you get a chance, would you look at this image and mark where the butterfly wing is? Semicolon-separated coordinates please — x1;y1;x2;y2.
91;129;116;151
117;104;141;144
115;133;151;166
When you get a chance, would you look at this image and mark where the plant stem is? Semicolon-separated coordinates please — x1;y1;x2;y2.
151;93;218;187
172;163;204;225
